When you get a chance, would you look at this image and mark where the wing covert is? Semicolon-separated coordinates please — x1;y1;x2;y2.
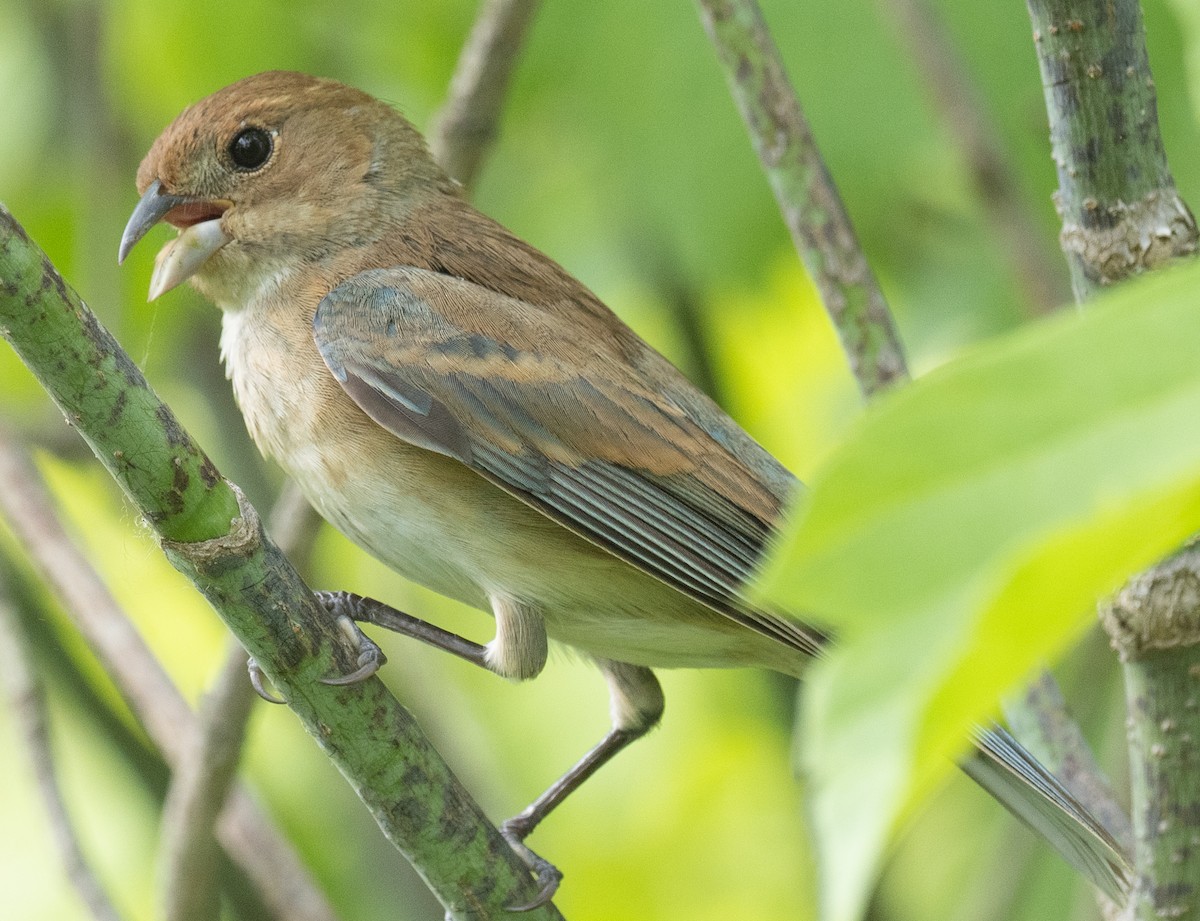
313;266;821;656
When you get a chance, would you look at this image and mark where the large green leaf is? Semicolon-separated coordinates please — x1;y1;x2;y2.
755;260;1200;921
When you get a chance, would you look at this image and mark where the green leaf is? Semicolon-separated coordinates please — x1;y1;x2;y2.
755;260;1200;921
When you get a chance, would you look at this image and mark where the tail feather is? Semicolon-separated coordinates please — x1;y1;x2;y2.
961;724;1131;902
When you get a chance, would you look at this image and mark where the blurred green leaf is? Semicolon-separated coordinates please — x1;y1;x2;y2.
755;260;1200;921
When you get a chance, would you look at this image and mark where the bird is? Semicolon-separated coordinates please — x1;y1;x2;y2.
119;71;1129;907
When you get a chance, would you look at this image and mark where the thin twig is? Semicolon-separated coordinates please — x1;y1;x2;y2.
878;0;1067;314
430;0;542;191
694;0;908;398
158;639;257;921
0;429;342;921
0;575;125;921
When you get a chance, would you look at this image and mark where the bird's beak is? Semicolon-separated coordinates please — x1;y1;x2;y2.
119;179;232;301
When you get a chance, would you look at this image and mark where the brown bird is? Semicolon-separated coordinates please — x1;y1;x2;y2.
120;71;1128;907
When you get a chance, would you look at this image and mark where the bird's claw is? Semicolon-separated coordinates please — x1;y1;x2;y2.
247;657;285;704
319;613;387;686
319;643;386;685
247;613;385;699
500;822;562;912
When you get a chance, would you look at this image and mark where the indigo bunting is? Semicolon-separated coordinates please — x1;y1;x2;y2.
120;71;1128;905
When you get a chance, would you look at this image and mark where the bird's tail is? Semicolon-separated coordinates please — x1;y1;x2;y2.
961;724;1131;902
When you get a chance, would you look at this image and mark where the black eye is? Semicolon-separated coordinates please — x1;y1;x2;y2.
228;127;272;170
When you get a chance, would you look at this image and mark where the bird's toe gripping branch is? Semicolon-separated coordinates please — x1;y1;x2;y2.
245;598;388;704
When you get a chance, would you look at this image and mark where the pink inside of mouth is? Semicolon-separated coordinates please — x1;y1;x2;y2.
163;201;228;229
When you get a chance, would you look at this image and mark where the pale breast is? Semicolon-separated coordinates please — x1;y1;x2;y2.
215;289;800;675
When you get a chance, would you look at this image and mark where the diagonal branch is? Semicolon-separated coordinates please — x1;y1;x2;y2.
0;427;339;921
430;0;542;191
694;0;908;399
0;206;564;920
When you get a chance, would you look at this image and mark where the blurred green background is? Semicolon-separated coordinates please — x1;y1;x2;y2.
1;0;1197;919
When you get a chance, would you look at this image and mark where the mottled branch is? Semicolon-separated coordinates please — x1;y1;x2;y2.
0;206;564;920
1025;1;1200;917
157;481;323;921
1026;0;1196;300
695;0;907;398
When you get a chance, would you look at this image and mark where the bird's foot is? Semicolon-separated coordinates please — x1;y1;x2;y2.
500;816;562;912
319;610;387;686
246;601;388;702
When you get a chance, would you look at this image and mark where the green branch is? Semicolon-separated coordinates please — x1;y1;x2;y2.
1026;0;1197;300
0;204;564;921
1026;1;1200;917
694;0;908;399
697;0;1130;906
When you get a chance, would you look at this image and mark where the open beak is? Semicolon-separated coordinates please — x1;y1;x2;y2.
119;179;232;300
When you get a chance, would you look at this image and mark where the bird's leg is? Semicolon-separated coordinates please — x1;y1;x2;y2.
501;661;664;911
294;593;661;912
309;590;568;908
247;591;490;703
318;590;489;678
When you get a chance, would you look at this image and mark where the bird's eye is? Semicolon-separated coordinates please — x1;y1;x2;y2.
228;127;273;171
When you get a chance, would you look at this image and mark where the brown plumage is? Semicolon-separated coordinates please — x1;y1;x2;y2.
120;72;1130;906
124;71;817;675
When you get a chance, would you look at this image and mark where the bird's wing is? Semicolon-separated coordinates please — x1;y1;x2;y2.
313;266;822;656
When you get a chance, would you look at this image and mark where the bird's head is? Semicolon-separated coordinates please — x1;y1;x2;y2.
119;71;451;304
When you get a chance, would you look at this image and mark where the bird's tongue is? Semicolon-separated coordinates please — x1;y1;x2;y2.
162;200;228;229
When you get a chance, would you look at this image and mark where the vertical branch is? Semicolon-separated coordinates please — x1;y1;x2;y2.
1122;646;1200;921
1026;1;1200;917
694;0;908;398
1026;0;1196;300
1102;549;1200;921
880;0;1132;874
430;0;542;191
